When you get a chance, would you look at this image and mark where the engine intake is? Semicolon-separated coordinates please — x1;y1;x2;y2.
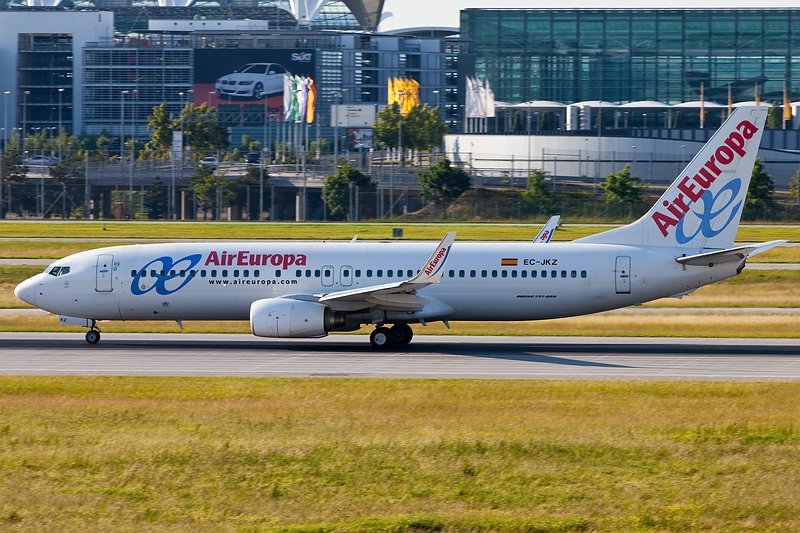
250;298;345;338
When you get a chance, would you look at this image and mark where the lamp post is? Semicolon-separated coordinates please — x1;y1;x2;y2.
57;88;64;161
0;90;8;219
22;90;30;156
128;90;137;219
120;90;129;217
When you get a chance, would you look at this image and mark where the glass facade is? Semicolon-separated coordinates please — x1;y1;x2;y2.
462;8;800;105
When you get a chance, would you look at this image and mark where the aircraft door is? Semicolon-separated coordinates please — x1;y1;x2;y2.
340;265;353;287
96;254;114;292
615;256;631;294
321;265;334;287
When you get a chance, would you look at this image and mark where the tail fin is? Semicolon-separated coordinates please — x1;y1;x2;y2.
577;105;768;249
533;215;560;243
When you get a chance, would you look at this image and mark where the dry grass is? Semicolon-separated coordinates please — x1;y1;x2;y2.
2;311;798;339
0;377;799;531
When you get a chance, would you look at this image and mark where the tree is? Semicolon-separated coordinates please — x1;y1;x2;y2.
143;103;174;159
180;103;229;157
144;176;168;219
600;164;642;204
766;104;782;129
418;158;471;215
321;161;373;219
189;165;236;220
374;103;447;154
790;171;800;205
744;157;775;218
523;168;556;213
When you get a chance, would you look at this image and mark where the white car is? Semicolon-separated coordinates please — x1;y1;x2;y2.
24;155;58;166
214;63;289;100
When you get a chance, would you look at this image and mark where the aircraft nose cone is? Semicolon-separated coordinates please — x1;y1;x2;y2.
14;277;37;306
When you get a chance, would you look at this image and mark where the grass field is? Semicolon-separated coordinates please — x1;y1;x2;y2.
2;220;799;243
1;377;799;532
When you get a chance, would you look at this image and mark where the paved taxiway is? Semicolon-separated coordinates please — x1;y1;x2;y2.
0;333;798;380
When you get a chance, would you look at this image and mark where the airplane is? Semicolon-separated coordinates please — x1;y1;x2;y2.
533;215;560;243
15;105;785;349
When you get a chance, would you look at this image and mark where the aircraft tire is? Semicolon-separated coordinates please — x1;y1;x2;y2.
370;327;393;349
390;323;413;346
85;330;101;345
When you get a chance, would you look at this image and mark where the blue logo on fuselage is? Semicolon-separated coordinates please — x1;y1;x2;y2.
131;254;202;296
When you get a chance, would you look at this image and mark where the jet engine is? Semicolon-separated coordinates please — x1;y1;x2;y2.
250;298;345;338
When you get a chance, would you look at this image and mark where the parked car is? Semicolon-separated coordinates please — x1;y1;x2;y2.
245;152;261;164
199;156;218;168
23;155;59;166
214;63;289;100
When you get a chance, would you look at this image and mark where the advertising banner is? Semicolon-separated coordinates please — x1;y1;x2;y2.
193;49;316;116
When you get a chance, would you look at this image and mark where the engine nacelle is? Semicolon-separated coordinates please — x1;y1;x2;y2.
250;298;336;338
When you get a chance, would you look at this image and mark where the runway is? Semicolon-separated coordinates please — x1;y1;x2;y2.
0;333;798;380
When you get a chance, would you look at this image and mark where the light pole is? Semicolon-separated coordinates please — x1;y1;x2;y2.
128;90;137;219
57;88;64;161
0;90;8;219
207;91;214;108
22;90;30;156
120;90;129;217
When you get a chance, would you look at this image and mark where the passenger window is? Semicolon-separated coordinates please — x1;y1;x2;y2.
130;269;136;277
366;269;373;277
254;270;260;277
551;270;557;278
571;270;577;278
470;269;476;278
541;270;547;278
491;270;498;278
581;270;588;278
180;270;186;278
407;269;413;277
242;270;249;278
355;269;361;277
511;270;517;278
501;270;508;278
459;269;465;277
222;270;228;278
448;269;455;278
314;269;320;277
151;270;157;277
170;270;176;277
211;270;217;278
343;270;350;278
377;269;383;277
295;270;302;278
481;270;487;278
201;270;207;278
276;270;282;278
521;271;527;278
531;270;537;278
561;270;567;278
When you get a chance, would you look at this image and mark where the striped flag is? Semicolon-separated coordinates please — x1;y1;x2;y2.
500;258;518;266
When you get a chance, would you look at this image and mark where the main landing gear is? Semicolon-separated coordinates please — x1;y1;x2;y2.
369;323;413;349
85;321;101;345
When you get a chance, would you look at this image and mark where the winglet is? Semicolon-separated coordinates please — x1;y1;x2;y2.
533;215;560;243
409;231;456;285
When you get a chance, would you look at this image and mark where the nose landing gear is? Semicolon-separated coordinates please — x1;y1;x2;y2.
369;323;413;349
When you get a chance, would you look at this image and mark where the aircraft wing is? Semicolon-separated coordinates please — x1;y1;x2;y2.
533;215;560;243
675;240;787;266
317;232;456;312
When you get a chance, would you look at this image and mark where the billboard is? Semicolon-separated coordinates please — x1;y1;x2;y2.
330;104;377;127
193;49;316;113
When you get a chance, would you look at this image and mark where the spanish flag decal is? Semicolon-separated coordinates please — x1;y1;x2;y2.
500;258;518;266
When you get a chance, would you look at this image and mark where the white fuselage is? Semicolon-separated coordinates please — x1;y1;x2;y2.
19;240;739;323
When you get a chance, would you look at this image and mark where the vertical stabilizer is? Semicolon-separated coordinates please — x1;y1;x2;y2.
577;106;768;249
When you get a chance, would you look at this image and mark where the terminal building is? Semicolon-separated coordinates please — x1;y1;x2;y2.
0;3;799;220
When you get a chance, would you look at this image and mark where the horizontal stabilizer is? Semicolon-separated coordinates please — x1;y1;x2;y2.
676;240;787;266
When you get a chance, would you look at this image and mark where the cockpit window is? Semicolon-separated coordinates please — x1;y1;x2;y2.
48;266;70;276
